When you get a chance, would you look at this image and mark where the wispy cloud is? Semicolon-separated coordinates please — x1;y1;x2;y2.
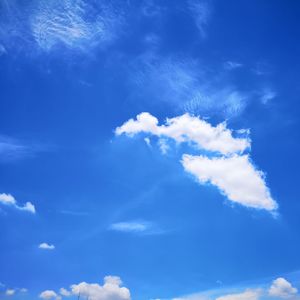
0;135;49;163
129;54;248;118
0;193;36;214
109;220;163;235
224;61;243;70
188;0;211;38
0;0;124;55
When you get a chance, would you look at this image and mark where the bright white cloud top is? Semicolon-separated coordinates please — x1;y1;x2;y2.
0;193;36;214
268;277;298;298
38;243;55;250
182;154;277;211
39;290;59;299
116;112;250;155
116;113;277;212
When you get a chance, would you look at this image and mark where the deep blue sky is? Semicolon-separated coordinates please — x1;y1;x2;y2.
0;1;300;300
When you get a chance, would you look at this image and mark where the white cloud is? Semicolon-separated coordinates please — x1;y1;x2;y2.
116;113;277;212
260;88;276;105
39;243;55;250
39;290;61;300
110;221;152;233
30;0;123;52
216;289;262;300
6;289;15;296
59;288;71;297
70;276;130;300
0;193;36;214
116;113;250;156
182;154;277;211
158;139;170;155
268;278;298;299
224;61;243;70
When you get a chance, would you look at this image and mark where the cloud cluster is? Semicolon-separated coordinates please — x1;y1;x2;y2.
31;0;122;52
116;113;249;155
0;193;36;214
174;277;298;300
40;276;130;300
116;112;277;212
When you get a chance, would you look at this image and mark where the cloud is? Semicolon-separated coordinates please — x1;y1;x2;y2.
260;88;277;105
215;289;262;300
30;0;123;53
0;193;36;214
116;113;277;212
268;278;298;299
69;276;130;300
110;221;150;233
129;55;247;118
6;289;15;296
182;154;277;211
59;288;71;297
116;113;250;156
224;61;243;70
0;0;124;55
39;243;55;250
39;290;61;300
188;0;211;38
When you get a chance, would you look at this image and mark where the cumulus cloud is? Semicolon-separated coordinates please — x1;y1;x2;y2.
39;243;55;250
182;154;277;211
116;112;250;155
39;290;60;300
268;278;298;299
59;288;71;297
216;289;262;300
0;193;36;214
70;276;130;300
116;113;277;212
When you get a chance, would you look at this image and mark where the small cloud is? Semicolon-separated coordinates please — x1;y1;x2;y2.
5;289;15;296
158;138;170;155
260;88;276;104
0;193;36;214
20;288;28;293
39;290;60;300
38;243;55;250
144;137;152;147
59;288;71;297
110;221;150;233
224;61;243;70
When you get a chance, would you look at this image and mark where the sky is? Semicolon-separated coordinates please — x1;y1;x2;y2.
0;0;300;299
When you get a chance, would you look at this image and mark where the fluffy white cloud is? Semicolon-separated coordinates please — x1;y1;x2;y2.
216;289;262;300
182;154;277;211
39;243;55;250
39;290;60;300
268;278;298;299
70;276;130;300
0;193;36;214
116;113;249;155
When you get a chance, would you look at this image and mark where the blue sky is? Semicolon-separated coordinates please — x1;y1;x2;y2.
0;0;300;299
